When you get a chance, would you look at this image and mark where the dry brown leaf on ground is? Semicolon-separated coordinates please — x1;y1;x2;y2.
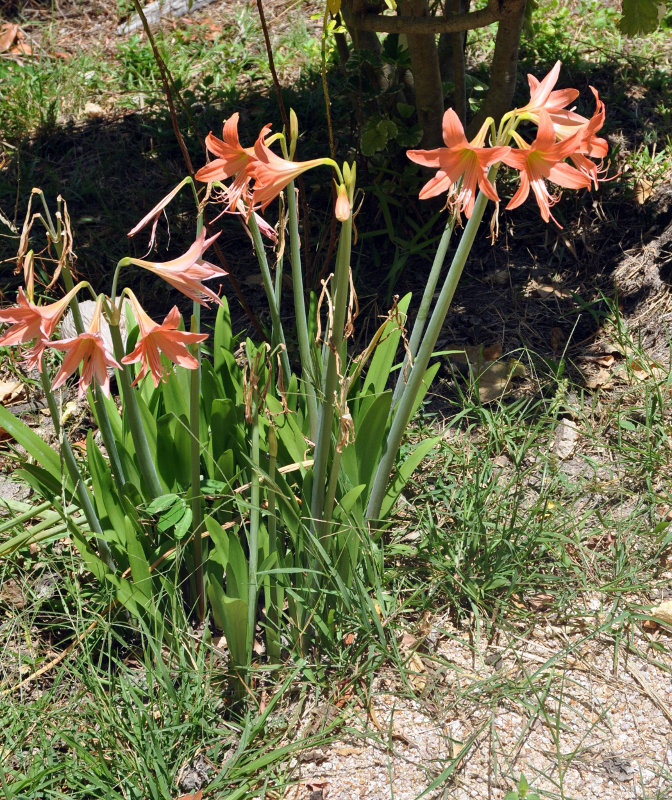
635;178;654;205
476;360;526;403
552;418;580;460
550;326;566;353
0;379;26;405
0;23;32;55
625;357;668;383
580;364;613;389
527;279;572;299
175;792;202;800
650;600;672;626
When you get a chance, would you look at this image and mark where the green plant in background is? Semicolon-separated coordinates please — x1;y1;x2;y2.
504;773;541;800
0;61;609;689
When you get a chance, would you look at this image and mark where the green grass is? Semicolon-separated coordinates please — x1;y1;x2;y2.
0;4;323;145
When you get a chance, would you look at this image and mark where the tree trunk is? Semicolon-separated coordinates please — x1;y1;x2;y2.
438;0;470;126
400;0;445;147
467;0;527;137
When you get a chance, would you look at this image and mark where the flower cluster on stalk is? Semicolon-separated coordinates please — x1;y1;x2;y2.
407;61;608;226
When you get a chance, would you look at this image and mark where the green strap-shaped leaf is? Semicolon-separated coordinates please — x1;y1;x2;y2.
379;435;441;521
0;403;69;488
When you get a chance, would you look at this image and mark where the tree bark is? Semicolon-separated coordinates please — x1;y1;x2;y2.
438;0;470;126
400;0;445;147
467;0;527;136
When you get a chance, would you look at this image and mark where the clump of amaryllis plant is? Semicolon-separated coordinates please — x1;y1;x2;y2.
0;67;610;675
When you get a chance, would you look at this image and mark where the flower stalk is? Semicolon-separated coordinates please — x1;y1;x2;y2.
366;183;492;523
247;212;292;383
39;367;116;573
287;179;318;440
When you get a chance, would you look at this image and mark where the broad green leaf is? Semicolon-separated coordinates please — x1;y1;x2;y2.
364;293;411;395
213;296;233;372
156;415;179;491
161;364;190;420
619;0;664;34
378;435;440;521
355;391;393;490
86;431;126;549
266;395;307;465
226;528;249;601
0;403;69;487
409;362;440;419
206;516;231;568
123;515;154;600
218;596;248;668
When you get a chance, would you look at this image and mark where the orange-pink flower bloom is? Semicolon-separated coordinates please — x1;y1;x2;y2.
121;292;208;387
195;113;256;211
407;109;510;217
0;284;82;371
501;110;592;226
516;61;580;122
249;127;330;211
50;299;121;398
127;228;226;306
127;178;190;250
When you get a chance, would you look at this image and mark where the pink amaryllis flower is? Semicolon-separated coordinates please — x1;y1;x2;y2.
249;127;331;211
407;109;510;217
516;61;580;121
127;177;192;251
0;283;83;371
50;297;121;398
121;291;208;387
126;228;226;306
195;113;257;211
501;110;593;226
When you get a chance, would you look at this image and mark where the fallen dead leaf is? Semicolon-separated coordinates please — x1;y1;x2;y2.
581;365;612;389
475;359;526;403
84;101;105;118
406;651;427;691
626;358;667;383
0;23;19;51
0;379;25;405
634;178;654;205
60;400;79;425
550;326;566;353
0;578;26;608
0;23;32;55
528;280;572;300
552;418;580;460
650;600;672;626
176;792;202;800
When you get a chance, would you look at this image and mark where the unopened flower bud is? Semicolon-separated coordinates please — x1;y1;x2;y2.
335;183;350;221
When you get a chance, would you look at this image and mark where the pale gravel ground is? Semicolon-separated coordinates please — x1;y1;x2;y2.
286;595;672;800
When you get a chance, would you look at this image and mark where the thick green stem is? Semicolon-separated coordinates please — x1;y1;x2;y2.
189;308;205;620
248;213;292;383
59;246;127;492
247;406;261;666
287;179;318;440
309;214;353;530
322;447;343;530
40;370;116;573
109;324;164;499
391;211;456;408
265;424;281;662
366;189;491;523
